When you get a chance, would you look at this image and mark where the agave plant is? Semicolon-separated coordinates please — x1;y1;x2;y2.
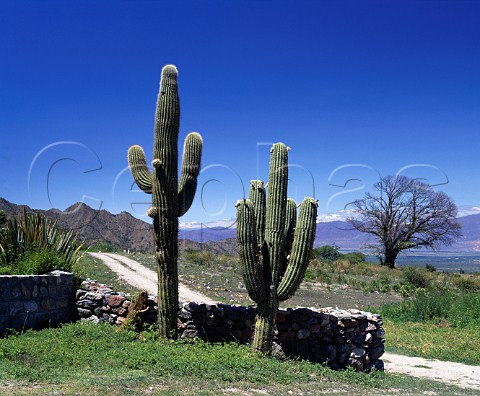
0;209;83;273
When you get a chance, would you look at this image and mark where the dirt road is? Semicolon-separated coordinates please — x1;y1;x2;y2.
88;252;217;304
89;252;480;391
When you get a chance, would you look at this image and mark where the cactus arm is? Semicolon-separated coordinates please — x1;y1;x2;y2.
281;198;297;274
248;180;266;250
277;197;318;302
265;143;289;286
128;145;153;193
235;199;266;304
178;132;203;217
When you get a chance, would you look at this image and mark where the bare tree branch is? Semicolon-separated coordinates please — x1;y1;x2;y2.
347;176;462;268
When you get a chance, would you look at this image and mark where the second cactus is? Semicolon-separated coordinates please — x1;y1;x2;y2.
236;143;317;353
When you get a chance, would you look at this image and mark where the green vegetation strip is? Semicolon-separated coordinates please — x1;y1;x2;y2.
383;320;480;366
0;323;477;396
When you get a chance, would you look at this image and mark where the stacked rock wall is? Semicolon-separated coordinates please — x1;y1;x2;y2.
0;271;75;334
77;281;384;371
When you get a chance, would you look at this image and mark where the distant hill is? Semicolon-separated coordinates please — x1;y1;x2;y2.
0;198;152;252
0;198;236;254
1;197;479;253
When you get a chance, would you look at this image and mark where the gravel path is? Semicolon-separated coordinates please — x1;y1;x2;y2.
382;352;480;390
89;252;479;391
88;252;217;304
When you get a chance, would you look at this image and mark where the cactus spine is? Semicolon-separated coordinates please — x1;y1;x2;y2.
128;65;202;338
236;143;317;353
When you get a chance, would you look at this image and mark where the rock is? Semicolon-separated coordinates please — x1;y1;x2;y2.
279;330;295;341
337;343;355;354
213;307;226;318
105;294;125;308
184;302;198;312
291;312;307;322
178;309;193;320
81;315;100;324
23;301;39;312
373;359;385;371
370;345;385;360
297;329;311;340
181;329;199;338
111;307;127;316
348;357;364;372
84;292;103;301
77;308;92;317
76;299;99;309
275;313;286;323
350;348;366;358
271;342;286;359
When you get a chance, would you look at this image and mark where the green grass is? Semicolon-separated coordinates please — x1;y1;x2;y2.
377;289;480;365
72;253;139;295
0;322;477;396
379;290;480;327
383;320;480;365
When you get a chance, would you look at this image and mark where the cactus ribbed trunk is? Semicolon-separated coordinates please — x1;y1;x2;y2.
128;65;202;339
252;295;279;353
236;143;317;354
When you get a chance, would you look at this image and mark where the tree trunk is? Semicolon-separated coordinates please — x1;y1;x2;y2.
252;295;279;353
384;248;399;269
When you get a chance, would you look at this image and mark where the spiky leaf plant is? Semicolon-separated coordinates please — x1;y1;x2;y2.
0;209;83;274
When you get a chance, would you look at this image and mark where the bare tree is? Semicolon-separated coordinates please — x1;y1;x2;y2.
347;176;461;268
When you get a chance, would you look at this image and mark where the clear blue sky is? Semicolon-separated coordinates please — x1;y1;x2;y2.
1;0;479;225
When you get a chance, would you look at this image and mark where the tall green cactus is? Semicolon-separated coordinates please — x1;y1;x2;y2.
236;143;317;353
128;65;202;338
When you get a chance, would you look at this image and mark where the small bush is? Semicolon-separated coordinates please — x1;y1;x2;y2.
183;249;215;267
401;266;431;289
425;264;437;272
343;252;366;265
453;276;480;293
15;249;70;274
311;245;341;261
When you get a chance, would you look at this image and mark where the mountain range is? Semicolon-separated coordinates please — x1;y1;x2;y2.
1;197;479;253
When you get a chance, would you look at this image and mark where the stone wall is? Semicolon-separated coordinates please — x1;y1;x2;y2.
0;271;75;334
77;281;384;372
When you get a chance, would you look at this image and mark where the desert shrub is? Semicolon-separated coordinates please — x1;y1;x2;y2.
12;249;70;275
183;249;215;267
88;242;117;252
304;259;333;284
425;264;437;272
343;252;366;265
453;276;480;293
400;266;431;289
333;259;351;273
311;245;341;261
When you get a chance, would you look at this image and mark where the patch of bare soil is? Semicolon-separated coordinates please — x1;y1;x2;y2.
382;352;480;391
